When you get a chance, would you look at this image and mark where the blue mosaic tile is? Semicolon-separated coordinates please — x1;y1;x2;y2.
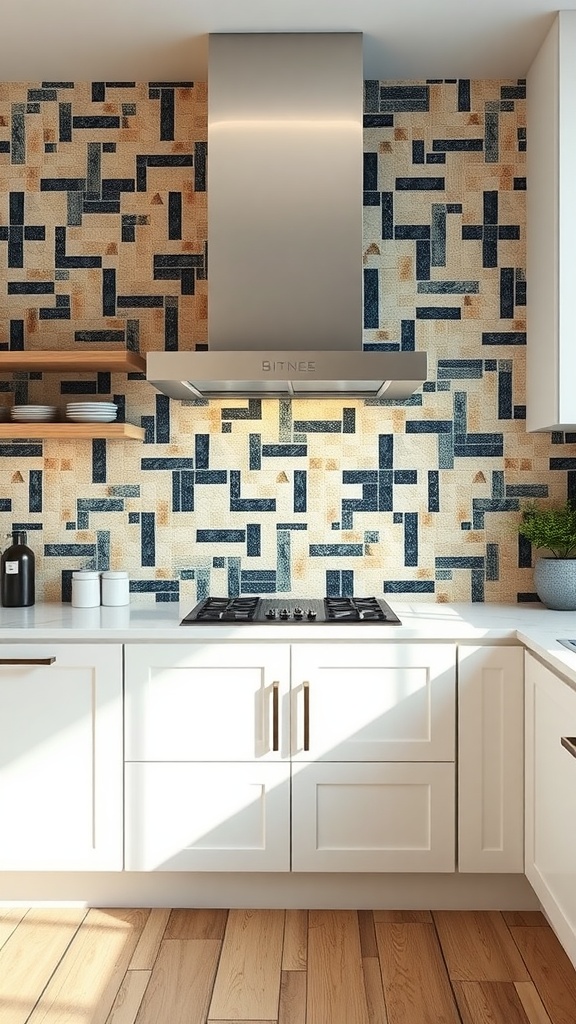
381;192;393;239
309;544;364;557
294;470;307;513
404;513;418;567
364;268;379;328
276;532;291;592
395;177;445;191
384;581;435;593
428;471;440;512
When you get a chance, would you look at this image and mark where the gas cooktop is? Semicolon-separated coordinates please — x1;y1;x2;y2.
180;596;401;625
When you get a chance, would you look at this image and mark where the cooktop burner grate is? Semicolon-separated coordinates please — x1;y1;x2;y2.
180;595;401;625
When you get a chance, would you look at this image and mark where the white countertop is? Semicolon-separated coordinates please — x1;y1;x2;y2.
1;599;576;688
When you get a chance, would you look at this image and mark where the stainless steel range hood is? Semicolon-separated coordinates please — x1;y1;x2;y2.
147;32;427;400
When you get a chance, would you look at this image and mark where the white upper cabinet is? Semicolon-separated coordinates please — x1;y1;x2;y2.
527;11;576;430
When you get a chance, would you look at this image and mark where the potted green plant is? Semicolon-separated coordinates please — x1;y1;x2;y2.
518;500;576;609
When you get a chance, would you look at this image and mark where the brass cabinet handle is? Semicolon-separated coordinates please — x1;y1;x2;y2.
303;681;310;752
561;736;576;760
0;657;56;665
272;682;279;752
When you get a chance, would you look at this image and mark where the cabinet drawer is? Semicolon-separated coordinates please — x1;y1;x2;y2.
124;643;290;761
291;761;455;872
125;761;290;871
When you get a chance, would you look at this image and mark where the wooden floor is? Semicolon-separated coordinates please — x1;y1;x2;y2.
1;908;575;1023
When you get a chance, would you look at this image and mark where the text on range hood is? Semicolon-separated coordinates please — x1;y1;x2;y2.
147;33;427;400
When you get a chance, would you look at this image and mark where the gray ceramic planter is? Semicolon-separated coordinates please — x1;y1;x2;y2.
534;557;576;610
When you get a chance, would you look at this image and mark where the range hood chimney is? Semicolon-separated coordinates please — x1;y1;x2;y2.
147;33;427;400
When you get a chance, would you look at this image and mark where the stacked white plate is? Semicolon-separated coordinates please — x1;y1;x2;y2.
11;405;57;422
66;402;118;423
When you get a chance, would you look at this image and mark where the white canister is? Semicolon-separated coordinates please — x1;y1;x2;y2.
71;570;101;608
101;570;130;606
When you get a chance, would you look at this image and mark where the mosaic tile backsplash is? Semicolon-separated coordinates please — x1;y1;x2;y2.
0;79;571;604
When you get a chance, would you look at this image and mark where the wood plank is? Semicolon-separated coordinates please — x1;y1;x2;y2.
509;926;576;1024
106;971;151;1024
454;981;531;1024
433;911;530;982
373;911;432;924
375;922;460;1024
358;911;378;957
282;910;308;970
208;909;285;1021
27;908;148;1024
0;423;145;440
278;970;307;1024
514;982;555;1024
0;907;28;952
307;910;369;1024
0;350;146;373
136;939;221;1024
129;909;171;970
165;909;228;941
502;912;549;928
362;956;388;1024
0;907;86;1024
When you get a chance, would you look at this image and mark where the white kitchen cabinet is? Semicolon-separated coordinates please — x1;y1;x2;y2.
0;643;123;871
124;642;290;871
526;11;576;430
292;761;455;872
124;641;456;873
525;652;576;967
290;643;455;761
458;646;524;873
124;642;290;761
290;642;455;872
125;761;290;871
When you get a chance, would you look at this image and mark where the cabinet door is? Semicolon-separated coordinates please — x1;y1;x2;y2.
0;643;123;871
290;643;455;761
458;646;524;873
525;653;576;967
292;761;455;872
125;761;290;871
125;643;290;761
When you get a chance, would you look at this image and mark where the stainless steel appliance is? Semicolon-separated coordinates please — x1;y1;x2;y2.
180;595;401;624
147;33;427;401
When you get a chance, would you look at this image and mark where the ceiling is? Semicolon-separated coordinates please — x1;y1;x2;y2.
2;1;573;81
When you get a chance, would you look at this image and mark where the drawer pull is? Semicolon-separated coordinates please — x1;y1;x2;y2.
272;683;279;752
0;657;56;665
561;736;576;760
303;682;310;752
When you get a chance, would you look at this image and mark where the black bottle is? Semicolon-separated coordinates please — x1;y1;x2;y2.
1;530;35;607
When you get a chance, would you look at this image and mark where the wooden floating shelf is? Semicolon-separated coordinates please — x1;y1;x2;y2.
0;350;146;373
0;423;145;441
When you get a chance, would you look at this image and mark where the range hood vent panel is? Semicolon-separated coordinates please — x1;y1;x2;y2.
147;33;427;400
208;32;363;353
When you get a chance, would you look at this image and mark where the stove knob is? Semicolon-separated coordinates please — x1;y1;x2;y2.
265;608;277;620
306;608;317;620
293;606;303;619
280;608;290;620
